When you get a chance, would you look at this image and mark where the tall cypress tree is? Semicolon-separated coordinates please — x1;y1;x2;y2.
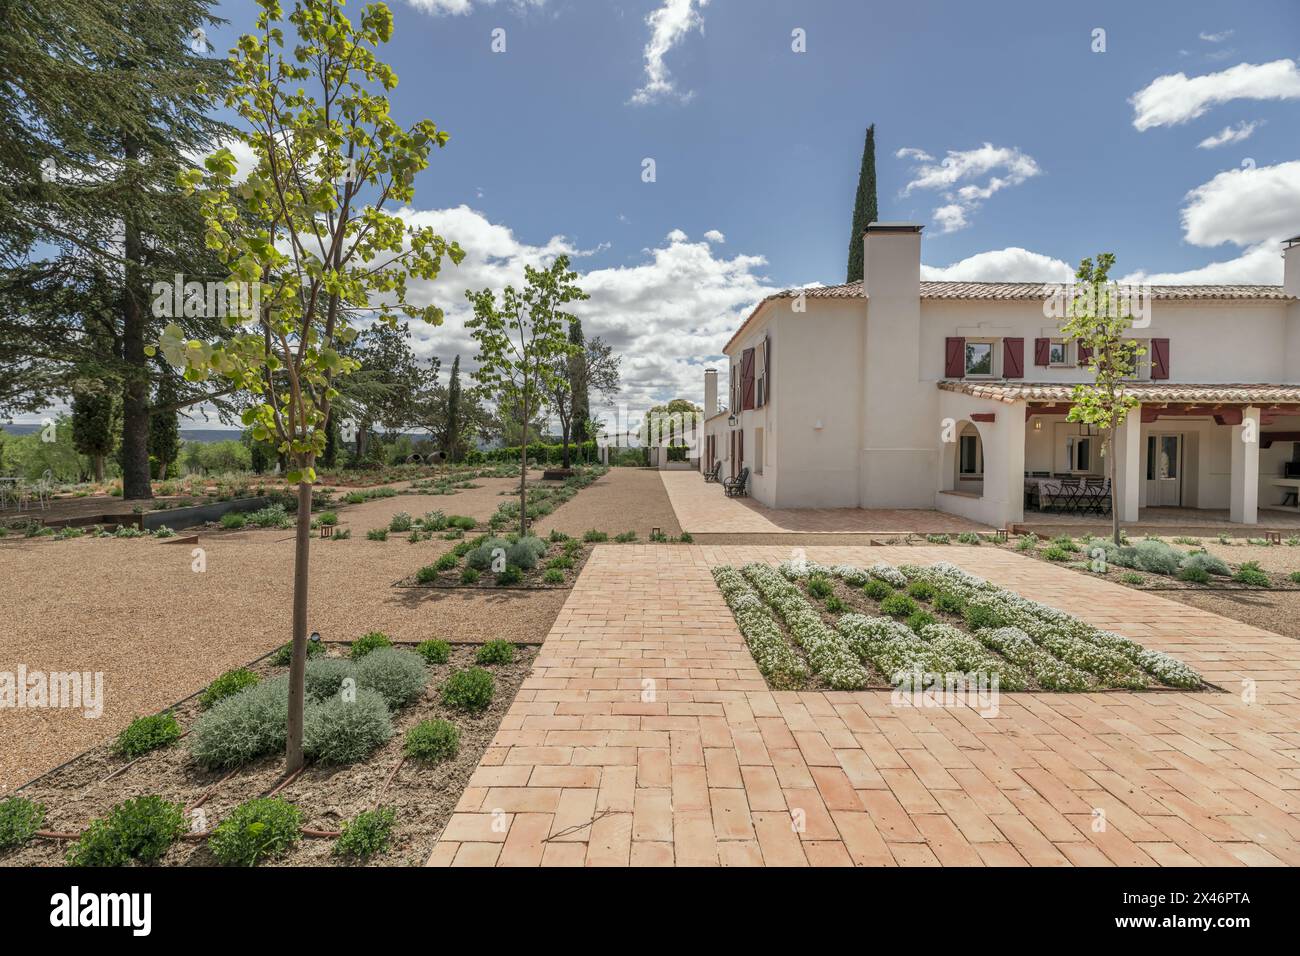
71;386;117;482
568;319;589;446
148;371;180;480
443;354;462;462
846;124;878;283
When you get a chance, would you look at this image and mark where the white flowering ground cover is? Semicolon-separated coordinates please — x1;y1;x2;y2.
711;559;1206;693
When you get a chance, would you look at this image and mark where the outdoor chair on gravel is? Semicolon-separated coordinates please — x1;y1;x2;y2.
723;467;750;498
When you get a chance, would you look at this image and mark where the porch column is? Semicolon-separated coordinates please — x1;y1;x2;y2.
1000;406;1026;526
1230;406;1260;524
1114;412;1141;523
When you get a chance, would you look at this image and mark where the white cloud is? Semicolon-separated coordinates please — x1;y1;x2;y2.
402;0;546;15
1199;29;1234;43
1196;120;1260;149
931;204;968;234
895;147;934;162
387;206;774;413
703;229;725;243
1130;59;1300;130
899;143;1041;233
1119;243;1282;285
628;0;709;106
920;247;1073;283
1179;160;1300;247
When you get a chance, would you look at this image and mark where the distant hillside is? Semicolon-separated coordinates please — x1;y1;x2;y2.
2;423;245;443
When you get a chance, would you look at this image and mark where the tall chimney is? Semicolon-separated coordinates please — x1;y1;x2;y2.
1284;235;1300;298
704;367;718;419
862;222;922;300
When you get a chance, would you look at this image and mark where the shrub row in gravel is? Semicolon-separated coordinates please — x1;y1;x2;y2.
741;563;867;689
711;566;809;689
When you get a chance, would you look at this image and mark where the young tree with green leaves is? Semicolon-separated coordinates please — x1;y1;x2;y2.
157;0;462;772
551;326;620;468
1061;253;1146;546
846;124;877;284
466;256;587;534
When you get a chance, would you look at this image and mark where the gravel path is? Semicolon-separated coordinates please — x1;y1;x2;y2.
0;475;572;793
536;467;681;537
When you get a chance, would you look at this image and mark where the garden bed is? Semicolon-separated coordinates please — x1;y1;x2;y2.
0;637;535;867
713;559;1210;694
394;531;592;590
995;533;1300;591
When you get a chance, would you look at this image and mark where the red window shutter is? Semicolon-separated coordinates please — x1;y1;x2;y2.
1077;344;1093;366
1151;338;1170;379
1034;337;1050;366
741;348;755;410
1003;338;1024;378
944;337;965;378
763;336;771;402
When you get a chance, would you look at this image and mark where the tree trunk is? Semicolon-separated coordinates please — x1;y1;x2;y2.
285;476;313;772
356;422;369;462
119;136;153;501
560;416;571;469
519;392;529;537
1109;427;1121;546
93;454;104;483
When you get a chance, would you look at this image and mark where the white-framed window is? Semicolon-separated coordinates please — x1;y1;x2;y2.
1125;338;1152;380
964;340;996;377
1065;435;1094;473
1048;339;1070;366
959;432;983;475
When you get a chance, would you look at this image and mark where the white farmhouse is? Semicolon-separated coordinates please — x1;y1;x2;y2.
702;224;1300;528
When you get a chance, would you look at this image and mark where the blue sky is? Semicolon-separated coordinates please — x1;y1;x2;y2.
29;0;1300;424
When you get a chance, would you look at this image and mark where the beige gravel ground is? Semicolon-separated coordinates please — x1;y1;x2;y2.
0;473;571;794
535;467;682;538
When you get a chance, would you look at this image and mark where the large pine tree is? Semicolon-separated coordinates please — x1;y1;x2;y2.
0;0;232;499
846;124;878;284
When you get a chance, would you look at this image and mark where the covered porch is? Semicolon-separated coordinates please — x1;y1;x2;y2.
937;381;1300;530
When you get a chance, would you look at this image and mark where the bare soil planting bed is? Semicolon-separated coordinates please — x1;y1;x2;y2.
2;642;536;867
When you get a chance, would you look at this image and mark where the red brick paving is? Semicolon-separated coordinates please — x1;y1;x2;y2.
429;545;1300;866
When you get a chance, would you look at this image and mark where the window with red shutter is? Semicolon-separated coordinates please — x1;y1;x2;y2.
741;348;755;410
1034;338;1050;366
1003;338;1024;378
1078;344;1093;366
944;337;965;378
1151;338;1170;379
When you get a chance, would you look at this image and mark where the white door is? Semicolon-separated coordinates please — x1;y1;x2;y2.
1146;434;1183;506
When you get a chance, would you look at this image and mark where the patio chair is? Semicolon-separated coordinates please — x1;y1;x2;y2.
1043;478;1080;513
723;467;750;498
702;461;721;483
1081;477;1107;515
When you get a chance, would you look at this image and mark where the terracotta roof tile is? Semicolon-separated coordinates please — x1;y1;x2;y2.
722;281;1293;354
937;380;1300;405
